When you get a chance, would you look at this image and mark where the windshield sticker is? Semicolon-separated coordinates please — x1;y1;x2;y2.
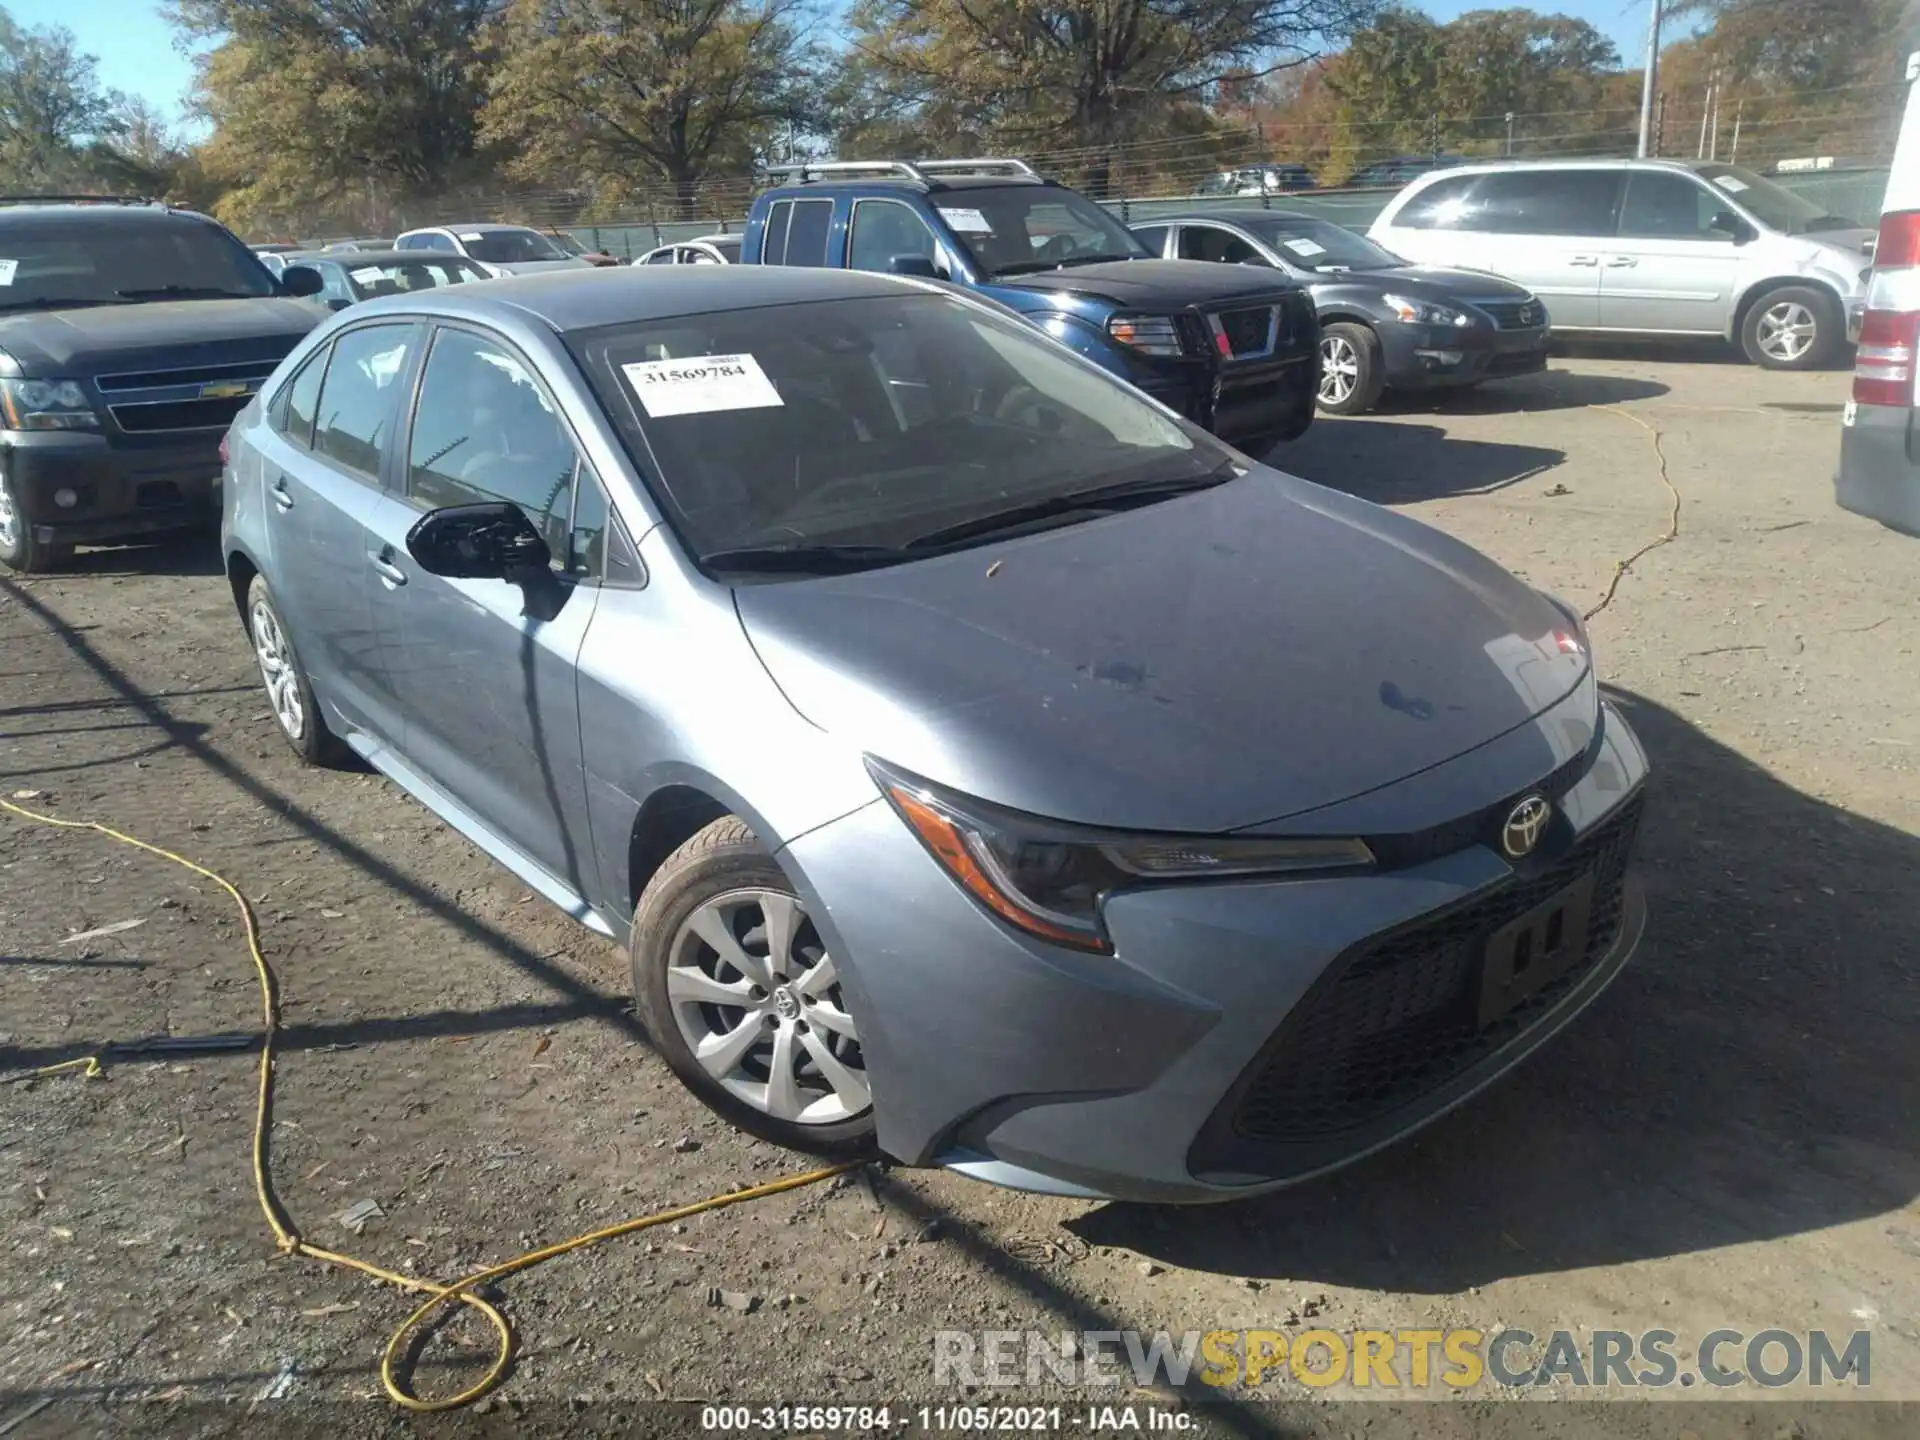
0;259;16;286
1281;237;1327;258
622;353;785;418
1711;175;1749;193
937;207;994;234
458;231;485;241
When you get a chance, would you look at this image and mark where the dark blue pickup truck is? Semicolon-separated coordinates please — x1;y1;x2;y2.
739;158;1321;452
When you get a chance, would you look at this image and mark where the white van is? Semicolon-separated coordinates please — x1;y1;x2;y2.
1835;50;1920;533
1368;158;1876;369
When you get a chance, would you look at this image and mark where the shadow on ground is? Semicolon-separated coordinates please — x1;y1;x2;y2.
1277;419;1564;501
1383;368;1671;416
1075;686;1920;1292
53;532;226;579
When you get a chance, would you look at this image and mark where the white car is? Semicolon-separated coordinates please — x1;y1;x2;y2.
634;234;741;266
392;223;595;277
1368;158;1875;369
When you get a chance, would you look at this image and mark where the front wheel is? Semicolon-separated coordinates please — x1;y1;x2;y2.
1318;323;1385;414
0;469;73;574
1740;285;1839;370
632;818;876;1156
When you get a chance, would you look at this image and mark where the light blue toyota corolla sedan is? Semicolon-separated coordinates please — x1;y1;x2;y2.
220;265;1648;1203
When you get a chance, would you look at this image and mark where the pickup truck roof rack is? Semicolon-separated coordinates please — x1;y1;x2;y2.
764;157;1042;187
0;194;160;208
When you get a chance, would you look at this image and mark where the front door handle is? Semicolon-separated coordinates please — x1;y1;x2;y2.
1605;255;1638;268
1567;254;1600;267
270;477;294;512
369;549;408;588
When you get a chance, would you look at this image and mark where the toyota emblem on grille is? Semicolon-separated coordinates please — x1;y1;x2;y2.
1500;794;1552;859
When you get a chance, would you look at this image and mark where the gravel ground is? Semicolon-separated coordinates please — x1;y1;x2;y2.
2;351;1916;1438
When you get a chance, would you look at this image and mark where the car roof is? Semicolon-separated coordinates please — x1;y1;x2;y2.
764;174;1050;197
0;203;219;229
340;264;924;333
402;221;538;235
1140;210;1327;228
1406;156;1719;182
291;249;473;266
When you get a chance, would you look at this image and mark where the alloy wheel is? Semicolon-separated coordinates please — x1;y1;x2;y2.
666;888;869;1125
1319;334;1359;406
250;598;306;743
1756;301;1816;364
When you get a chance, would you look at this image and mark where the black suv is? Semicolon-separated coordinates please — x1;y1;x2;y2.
0;198;327;572
741;159;1321;453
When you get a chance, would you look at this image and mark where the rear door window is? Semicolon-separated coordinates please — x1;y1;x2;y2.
781;200;835;266
1177;226;1269;265
760;201;793;263
272;346;328;448
1130;224;1169;256
1389;174;1481;229
1459;170;1623;236
312;323;418;481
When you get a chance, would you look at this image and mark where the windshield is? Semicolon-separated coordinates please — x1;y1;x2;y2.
1694;164;1855;234
708;237;742;261
460;228;570;263
570;292;1229;567
0;218;278;309
341;258;485;295
1251;217;1404;272
933;186;1150;277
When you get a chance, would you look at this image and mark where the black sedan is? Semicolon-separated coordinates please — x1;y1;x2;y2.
1131;212;1550;414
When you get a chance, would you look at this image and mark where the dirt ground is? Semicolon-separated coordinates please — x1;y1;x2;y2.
3;348;1918;1438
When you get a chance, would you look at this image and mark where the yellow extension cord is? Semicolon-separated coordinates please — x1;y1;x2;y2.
0;796;862;1412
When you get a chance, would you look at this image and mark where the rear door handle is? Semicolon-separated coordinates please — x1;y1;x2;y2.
270;477;294;511
1567;255;1600;267
369;549;408;588
1605;255;1638;268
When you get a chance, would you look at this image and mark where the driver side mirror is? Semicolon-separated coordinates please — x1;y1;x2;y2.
407;502;551;582
279;264;325;298
887;254;942;279
1710;211;1756;244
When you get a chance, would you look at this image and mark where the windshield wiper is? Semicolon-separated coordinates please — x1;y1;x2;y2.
1054;254;1142;267
700;542;915;575
0;296;123;311
902;471;1236;550
115;285;267;300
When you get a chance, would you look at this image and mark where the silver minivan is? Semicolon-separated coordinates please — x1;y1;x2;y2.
1369;159;1876;369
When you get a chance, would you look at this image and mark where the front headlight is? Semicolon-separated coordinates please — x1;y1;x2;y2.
1106;313;1185;356
0;378;99;431
1382;294;1474;328
870;760;1374;953
1538;589;1593;666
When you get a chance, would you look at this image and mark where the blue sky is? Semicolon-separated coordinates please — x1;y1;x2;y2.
15;0;1666;128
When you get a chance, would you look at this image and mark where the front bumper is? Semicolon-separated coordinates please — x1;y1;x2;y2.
1835;399;1920;535
3;429;222;545
1137;352;1319;446
786;694;1651;1204
1374;320;1550;391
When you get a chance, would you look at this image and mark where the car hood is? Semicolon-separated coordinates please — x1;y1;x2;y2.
490;258;595;274
990;258;1302;307
0;297;324;377
1311;265;1533;302
734;471;1589;833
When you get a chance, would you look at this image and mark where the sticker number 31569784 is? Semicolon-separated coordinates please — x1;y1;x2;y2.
620;353;786;418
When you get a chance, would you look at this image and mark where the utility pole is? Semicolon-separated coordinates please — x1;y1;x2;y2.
1709;82;1724;161
1697;71;1715;158
1653;92;1667;155
1729;98;1744;163
1636;0;1663;158
1428;113;1440;158
1505;111;1515;156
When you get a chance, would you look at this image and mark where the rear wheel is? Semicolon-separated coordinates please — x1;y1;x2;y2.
0;470;73;574
1740;285;1838;370
245;575;348;766
1318;323;1384;415
632;818;876;1155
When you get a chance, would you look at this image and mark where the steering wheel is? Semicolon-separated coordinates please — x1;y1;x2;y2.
992;385;1070;435
1037;234;1076;264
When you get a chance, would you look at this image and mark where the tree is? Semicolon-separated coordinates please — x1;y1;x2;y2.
840;0;1380;194
0;12;122;188
172;0;502;227
482;0;820;217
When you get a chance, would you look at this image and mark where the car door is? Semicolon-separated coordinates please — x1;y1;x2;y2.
1601;169;1745;334
363;322;608;895
1443;169;1622;327
257;322;422;746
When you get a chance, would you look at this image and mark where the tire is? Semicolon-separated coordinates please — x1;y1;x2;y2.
0;468;73;574
1317;322;1385;414
632;817;877;1156
244;575;348;766
1740;285;1838;370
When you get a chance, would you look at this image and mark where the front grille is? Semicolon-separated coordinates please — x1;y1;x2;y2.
1223;792;1644;1147
95;359;279;393
1363;744;1593;869
1217;306;1276;357
1474;298;1545;331
109;395;251;433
